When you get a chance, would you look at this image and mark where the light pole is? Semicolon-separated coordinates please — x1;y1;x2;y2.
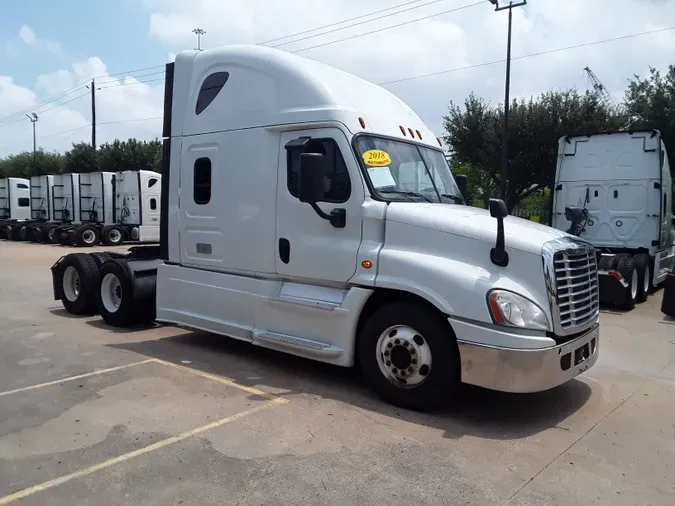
26;113;38;167
489;0;526;203
192;28;206;50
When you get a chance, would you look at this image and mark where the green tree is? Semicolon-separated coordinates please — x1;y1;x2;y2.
63;142;97;173
444;89;623;211
0;150;64;178
97;138;162;173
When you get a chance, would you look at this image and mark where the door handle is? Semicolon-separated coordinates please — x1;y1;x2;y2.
279;238;290;264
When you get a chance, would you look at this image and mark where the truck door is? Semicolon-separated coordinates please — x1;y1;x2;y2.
276;128;364;283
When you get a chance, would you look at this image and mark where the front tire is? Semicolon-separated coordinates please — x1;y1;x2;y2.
358;302;460;411
101;225;124;246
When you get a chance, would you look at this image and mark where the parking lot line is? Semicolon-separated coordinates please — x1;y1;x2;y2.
150;358;283;401
0;359;155;398
0;398;287;506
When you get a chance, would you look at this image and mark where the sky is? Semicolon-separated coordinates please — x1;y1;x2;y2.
0;0;674;158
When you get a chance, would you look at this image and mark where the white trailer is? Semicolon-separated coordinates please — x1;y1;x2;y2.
0;177;31;239
50;45;600;411
552;130;675;310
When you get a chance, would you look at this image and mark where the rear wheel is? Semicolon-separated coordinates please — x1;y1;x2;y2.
101;225;124;246
49;225;64;244
77;225;100;247
97;260;136;327
634;254;651;303
617;255;638;310
41;224;58;243
358;301;460;411
58;253;100;314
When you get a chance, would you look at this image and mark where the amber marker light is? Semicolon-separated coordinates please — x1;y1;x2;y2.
359;117;366;128
361;260;373;269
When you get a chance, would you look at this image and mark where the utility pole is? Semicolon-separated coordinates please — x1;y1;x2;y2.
192;28;206;50
25;113;38;167
86;79;99;149
489;0;527;203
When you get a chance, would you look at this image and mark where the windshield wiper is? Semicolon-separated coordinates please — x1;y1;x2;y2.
380;190;433;203
441;193;466;205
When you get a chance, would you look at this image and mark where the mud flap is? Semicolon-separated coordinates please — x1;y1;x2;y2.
661;272;675;318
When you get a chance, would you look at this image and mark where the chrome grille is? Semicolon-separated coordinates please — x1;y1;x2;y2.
553;248;599;330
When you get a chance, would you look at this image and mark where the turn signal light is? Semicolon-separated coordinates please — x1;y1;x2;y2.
361;260;373;269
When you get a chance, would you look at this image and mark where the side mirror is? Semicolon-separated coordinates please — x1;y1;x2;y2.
455;174;468;202
488;198;509;267
297;152;346;228
489;198;508;219
298;153;326;204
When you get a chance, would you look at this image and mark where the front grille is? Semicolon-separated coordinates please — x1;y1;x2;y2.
554;248;599;330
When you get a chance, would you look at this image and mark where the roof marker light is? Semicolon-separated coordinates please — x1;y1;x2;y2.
416;130;422;140
437;137;443;147
358;117;366;129
399;125;406;136
408;127;415;137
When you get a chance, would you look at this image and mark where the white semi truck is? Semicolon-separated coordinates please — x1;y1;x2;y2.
552;130;675;310
0;177;31;239
34;173;83;244
7;175;56;241
50;45;600;410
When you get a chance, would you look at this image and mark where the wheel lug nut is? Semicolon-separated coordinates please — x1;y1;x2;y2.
410;349;416;355
400;371;406;377
408;367;414;373
411;359;417;365
403;341;409;347
387;343;393;349
384;350;389;356
386;361;391;366
394;339;400;345
392;368;398;374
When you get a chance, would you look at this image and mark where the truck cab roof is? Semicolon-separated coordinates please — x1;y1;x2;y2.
170;44;438;149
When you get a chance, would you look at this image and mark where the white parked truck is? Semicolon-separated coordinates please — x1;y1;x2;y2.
0;177;31;239
9;175;57;242
35;173;82;244
552;130;675;310
50;45;600;411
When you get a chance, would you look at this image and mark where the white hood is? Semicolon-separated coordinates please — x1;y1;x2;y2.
386;203;570;255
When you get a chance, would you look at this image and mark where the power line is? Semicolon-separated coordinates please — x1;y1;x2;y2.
269;0;452;48
97;116;162;126
0;92;90;129
290;0;483;54
379;24;675;85
98;77;165;90
96;70;165;86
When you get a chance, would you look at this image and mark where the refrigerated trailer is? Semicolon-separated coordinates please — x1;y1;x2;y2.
0;177;31;239
50;44;600;411
552;130;675;310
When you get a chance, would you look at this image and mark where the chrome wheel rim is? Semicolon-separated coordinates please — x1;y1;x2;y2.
62;266;80;302
82;230;96;244
109;229;122;243
631;268;638;299
376;325;432;389
643;265;650;293
48;228;56;241
101;273;122;313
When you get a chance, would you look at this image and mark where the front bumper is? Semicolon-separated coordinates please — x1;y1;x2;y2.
456;324;599;393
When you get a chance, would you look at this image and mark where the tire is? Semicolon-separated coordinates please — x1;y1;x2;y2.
58;228;72;246
97;260;137;327
9;223;25;241
89;252;113;269
634;253;651;303
58;253;101;315
27;226;41;243
616;255;638;310
41;224;58;243
357;301;460;411
49;225;65;244
18;226;29;241
101;225;124;246
76;225;100;247
598;255;613;271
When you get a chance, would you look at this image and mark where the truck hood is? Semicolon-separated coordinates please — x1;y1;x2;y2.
386;203;570;255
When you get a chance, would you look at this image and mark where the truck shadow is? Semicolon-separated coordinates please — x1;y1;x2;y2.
108;329;592;441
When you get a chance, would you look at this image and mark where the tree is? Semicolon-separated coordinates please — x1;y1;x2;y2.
63;142;98;174
0;149;64;178
97;138;162;173
444;89;623;211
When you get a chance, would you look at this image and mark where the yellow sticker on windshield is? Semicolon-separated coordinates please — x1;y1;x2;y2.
362;149;391;167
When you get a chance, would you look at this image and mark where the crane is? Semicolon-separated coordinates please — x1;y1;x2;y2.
583;66;619;107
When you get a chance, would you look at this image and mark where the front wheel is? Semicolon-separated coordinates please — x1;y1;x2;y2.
358;302;460;411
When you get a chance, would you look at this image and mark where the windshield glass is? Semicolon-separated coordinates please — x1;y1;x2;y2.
353;135;463;203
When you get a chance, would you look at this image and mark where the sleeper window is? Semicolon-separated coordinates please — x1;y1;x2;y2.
286;138;351;203
193;157;211;205
148;178;158;188
195;72;230;115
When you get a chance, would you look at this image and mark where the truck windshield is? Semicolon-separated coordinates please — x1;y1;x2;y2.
354;135;464;204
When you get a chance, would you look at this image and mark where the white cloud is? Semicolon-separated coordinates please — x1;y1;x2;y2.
145;0;675;135
19;25;36;45
0;58;163;157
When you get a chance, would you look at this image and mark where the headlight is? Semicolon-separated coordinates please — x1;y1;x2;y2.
487;289;550;331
